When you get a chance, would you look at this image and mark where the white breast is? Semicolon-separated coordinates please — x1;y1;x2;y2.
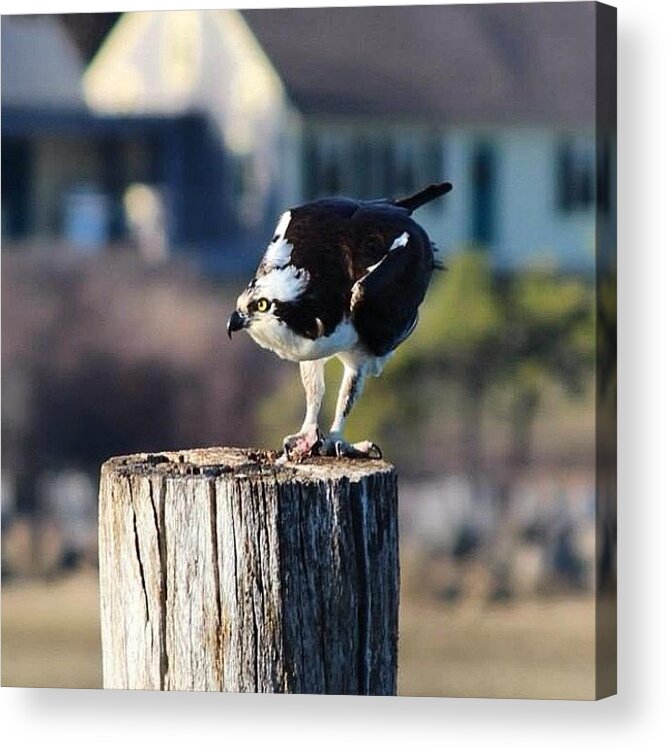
248;318;359;362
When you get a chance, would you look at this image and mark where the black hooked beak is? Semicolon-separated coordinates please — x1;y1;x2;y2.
226;310;248;339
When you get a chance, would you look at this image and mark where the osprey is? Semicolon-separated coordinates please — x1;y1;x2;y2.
227;181;453;460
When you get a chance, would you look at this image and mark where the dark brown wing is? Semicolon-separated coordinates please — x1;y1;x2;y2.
349;210;434;356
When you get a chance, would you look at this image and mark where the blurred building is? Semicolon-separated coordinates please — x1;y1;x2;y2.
2;13;278;270
81;10;296;271
3;6;612;270
242;4;612;270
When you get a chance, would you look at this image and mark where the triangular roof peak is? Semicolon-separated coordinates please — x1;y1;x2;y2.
84;9;287;152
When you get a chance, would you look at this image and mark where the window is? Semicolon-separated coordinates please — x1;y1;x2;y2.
303;131;345;199
303;127;446;202
352;135;374;198
232;153;261;228
394;137;419;196
424;130;445;185
596;136;613;215
391;131;445;201
556;136;595;212
303;132;319;200
471;140;497;246
1;137;32;239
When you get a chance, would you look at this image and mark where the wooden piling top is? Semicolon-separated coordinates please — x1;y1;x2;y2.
102;445;395;483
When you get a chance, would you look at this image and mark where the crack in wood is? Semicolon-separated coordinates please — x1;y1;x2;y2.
249;480;260;692
350;478;371;694
208;480;223;688
127;476;150;627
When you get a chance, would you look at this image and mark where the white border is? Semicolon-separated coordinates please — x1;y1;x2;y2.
2;0;665;748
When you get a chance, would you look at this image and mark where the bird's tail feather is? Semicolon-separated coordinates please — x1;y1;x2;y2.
395;181;453;213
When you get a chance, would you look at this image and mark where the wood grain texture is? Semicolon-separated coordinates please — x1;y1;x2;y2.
99;447;399;694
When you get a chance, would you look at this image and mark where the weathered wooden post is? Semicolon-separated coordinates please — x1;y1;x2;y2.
98;447;399;694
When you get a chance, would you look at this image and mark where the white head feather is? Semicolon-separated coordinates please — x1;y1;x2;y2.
261;211;293;269
253;266;309;302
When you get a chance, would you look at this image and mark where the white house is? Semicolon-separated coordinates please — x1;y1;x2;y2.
50;4;615;271
240;3;614;271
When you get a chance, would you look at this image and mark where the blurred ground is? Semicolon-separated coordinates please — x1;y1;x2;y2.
399;594;594;700
2;570;101;689
2;561;594;698
1;251;601;699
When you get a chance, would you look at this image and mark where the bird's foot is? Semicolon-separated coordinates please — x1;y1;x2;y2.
279;425;322;463
318;433;383;459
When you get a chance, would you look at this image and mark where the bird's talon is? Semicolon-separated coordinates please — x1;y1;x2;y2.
281;426;321;462
318;436;383;459
366;442;383;459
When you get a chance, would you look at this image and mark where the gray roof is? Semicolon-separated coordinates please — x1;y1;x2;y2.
1;14;86;109
242;2;601;124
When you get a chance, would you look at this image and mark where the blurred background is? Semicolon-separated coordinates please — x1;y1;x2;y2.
2;6;615;698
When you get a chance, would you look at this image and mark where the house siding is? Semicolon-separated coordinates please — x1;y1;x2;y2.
297;124;600;271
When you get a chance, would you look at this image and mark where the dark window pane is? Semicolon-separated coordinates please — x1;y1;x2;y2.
303;132;319;200
597;136;611;214
472;140;496;246
353;134;374;198
1;137;33;239
424;131;444;184
378;138;395;196
557;136;595;212
321;154;341;195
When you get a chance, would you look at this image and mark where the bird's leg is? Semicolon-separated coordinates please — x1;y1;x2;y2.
320;363;382;459
281;359;326;460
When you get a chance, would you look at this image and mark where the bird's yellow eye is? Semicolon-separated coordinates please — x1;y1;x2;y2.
256;298;270;313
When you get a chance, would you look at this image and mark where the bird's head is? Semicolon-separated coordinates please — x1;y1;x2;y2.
227;266;310;339
227;283;276;339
